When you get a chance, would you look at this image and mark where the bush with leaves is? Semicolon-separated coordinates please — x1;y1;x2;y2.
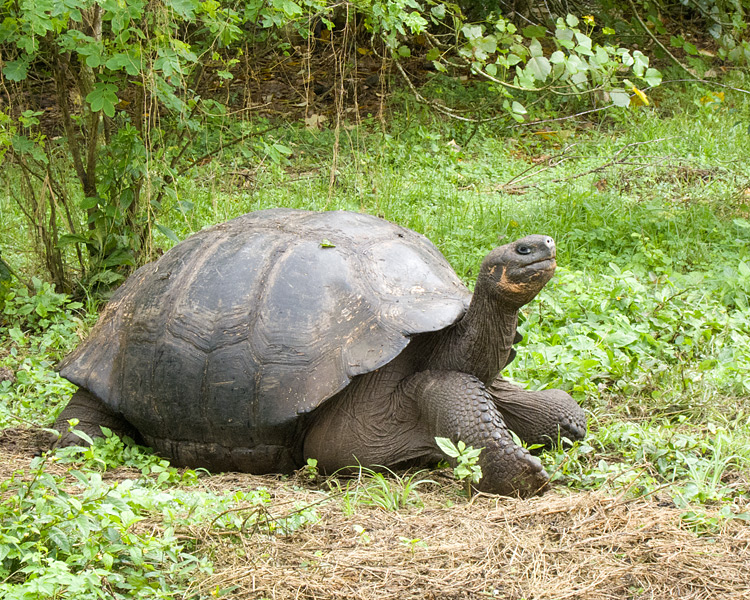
414;13;661;120
598;0;750;71
0;0;309;291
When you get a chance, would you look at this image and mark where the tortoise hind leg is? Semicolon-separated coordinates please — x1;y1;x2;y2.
52;388;141;447
487;377;587;449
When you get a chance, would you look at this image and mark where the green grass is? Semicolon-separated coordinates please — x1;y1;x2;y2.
2;72;750;597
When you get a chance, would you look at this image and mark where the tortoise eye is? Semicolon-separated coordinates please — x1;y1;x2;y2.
517;245;532;255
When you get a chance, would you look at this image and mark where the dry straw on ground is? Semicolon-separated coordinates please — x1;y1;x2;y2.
193;476;750;600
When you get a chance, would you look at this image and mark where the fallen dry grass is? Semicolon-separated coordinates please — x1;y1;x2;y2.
2;428;748;600
191;476;750;600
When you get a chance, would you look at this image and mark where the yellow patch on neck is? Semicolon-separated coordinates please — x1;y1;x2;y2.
496;267;536;295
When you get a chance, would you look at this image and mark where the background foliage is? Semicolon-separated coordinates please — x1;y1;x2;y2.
2;0;747;291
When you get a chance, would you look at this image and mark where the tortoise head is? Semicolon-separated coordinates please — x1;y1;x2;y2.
477;235;556;309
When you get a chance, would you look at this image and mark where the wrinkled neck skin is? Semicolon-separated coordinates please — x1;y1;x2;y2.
425;282;519;386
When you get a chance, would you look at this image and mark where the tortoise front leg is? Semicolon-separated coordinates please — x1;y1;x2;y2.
52;388;141;447
487;377;587;449
403;370;550;497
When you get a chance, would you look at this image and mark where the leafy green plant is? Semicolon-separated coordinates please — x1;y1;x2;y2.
399;536;427;552
381;8;663;123
204;488;323;537
0;444;324;598
540;417;750;509
680;504;750;535
301;457;320;483
0;280;87;427
53;426;201;488
435;437;483;497
0;0;311;291
0;354;77;429
0;452;211;599
617;0;750;70
2;279;83;336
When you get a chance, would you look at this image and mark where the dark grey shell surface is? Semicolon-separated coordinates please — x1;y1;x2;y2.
58;209;471;453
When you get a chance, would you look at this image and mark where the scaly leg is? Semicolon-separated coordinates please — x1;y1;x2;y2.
52;388;141;447
403;370;550;497
487;377;587;449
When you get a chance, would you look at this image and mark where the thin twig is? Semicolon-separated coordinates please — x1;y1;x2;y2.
500;137;679;191
627;0;696;78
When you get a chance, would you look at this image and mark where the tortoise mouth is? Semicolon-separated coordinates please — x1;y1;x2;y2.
503;258;556;288
520;257;556;273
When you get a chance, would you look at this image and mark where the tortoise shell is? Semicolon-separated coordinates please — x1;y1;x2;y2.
59;209;471;458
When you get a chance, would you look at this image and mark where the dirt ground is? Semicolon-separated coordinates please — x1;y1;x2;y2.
3;428;749;600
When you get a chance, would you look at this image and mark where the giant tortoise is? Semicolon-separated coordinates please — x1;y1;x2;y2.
54;208;586;496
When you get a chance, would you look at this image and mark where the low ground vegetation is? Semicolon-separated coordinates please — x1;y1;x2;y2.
1;65;750;597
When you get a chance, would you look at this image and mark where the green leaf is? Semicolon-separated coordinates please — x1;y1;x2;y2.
574;32;592;52
606;330;639;347
425;48;440;61
102;249;135;268
105;52;141;76
69;427;95;445
511;101;527;117
435;437;460;458
475;35;497;58
550;50;565;64
166;0;200;18
155;224;180;243
565;14;579;27
273;142;293;156
555;27;574;43
47;526;72;554
431;4;445;19
461;24;483;40
2;59;28;81
632;50;649;76
80;196;100;210
86;83;119;118
522;25;547;38
643;68;662;87
85;53;102;68
273;0;302;17
528;38;543;57
526;56;551;81
609;88;630;107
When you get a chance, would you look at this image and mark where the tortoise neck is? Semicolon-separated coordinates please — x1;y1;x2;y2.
427;286;519;385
